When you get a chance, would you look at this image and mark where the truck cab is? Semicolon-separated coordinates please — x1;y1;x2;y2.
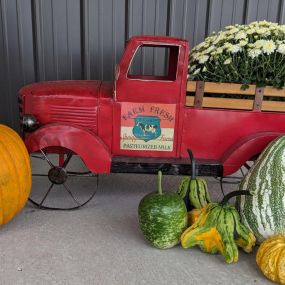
113;36;188;158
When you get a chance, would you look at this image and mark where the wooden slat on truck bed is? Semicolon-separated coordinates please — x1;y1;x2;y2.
186;81;285;112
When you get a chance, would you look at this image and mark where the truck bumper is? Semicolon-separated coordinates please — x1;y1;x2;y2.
111;156;223;177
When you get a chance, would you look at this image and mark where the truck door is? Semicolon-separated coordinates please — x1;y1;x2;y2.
113;36;189;158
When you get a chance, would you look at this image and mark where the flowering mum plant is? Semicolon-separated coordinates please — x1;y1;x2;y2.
188;21;285;89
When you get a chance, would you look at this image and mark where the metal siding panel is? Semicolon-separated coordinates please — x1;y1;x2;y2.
245;0;279;23
257;0;269;20
67;0;82;79
232;0;246;24
208;0;246;34
245;0;259;23
267;0;281;22
193;0;209;44
153;0;168;75
34;0;82;81
36;0;55;81
84;0;125;80
17;0;35;85
127;0;168;76
221;0;245;26
127;0;144;74
208;0;223;33
0;0;35;129
280;0;285;23
0;0;11;126
168;0;187;38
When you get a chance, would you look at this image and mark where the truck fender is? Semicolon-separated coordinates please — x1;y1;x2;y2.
25;124;112;173
221;132;282;176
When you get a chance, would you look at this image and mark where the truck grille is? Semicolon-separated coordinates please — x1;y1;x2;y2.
49;105;98;134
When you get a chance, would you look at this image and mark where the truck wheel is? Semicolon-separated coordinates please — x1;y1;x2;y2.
218;156;258;197
29;147;98;210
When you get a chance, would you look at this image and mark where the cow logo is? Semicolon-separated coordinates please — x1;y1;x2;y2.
132;116;161;142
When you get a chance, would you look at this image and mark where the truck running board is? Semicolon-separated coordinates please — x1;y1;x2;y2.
111;156;223;177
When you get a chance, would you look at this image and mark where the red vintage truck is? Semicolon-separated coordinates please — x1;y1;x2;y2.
19;35;285;209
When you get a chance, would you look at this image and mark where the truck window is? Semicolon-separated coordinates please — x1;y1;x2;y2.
127;45;179;81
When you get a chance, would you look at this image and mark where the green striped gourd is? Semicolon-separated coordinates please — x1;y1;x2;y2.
177;176;210;210
177;150;211;210
237;134;285;244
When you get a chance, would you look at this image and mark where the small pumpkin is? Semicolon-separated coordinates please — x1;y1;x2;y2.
0;124;31;225
181;191;256;263
256;235;285;284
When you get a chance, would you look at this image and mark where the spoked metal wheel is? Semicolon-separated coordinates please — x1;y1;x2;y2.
29;148;98;210
217;159;256;196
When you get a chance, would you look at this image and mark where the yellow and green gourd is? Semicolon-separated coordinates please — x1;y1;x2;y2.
181;190;256;263
0;124;32;225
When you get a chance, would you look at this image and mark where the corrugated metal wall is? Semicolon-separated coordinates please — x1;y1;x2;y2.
1;0;285;129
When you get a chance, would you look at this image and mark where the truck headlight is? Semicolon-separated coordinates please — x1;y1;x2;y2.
21;115;39;132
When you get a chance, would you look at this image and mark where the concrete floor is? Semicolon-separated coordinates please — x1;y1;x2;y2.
0;156;272;285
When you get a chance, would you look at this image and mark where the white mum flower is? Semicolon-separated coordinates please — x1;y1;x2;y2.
224;58;232;65
192;53;200;60
223;42;234;49
227;27;239;34
259;20;271;26
204;45;216;54
198;55;209;64
246;28;255;35
195;42;206;50
280;25;285;33
249;21;258;26
189;65;197;71
254;40;266;49
193;68;200;75
202;66;207;72
263;40;276;55
238;40;248;47
213;34;225;45
228;45;241;53
235;31;247;40
256;28;268;34
215;47;224;54
225;25;236;30
277;44;285;55
203;42;210;48
248;49;262;58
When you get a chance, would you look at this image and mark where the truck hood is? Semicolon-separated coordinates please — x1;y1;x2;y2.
19;80;104;134
19;80;102;98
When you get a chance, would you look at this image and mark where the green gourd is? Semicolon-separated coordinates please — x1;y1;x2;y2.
138;171;187;249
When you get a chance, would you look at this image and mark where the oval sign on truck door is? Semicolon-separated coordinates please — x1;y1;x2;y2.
120;102;176;151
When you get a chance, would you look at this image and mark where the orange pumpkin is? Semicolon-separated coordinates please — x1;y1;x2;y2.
256;235;285;285
0;124;31;225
